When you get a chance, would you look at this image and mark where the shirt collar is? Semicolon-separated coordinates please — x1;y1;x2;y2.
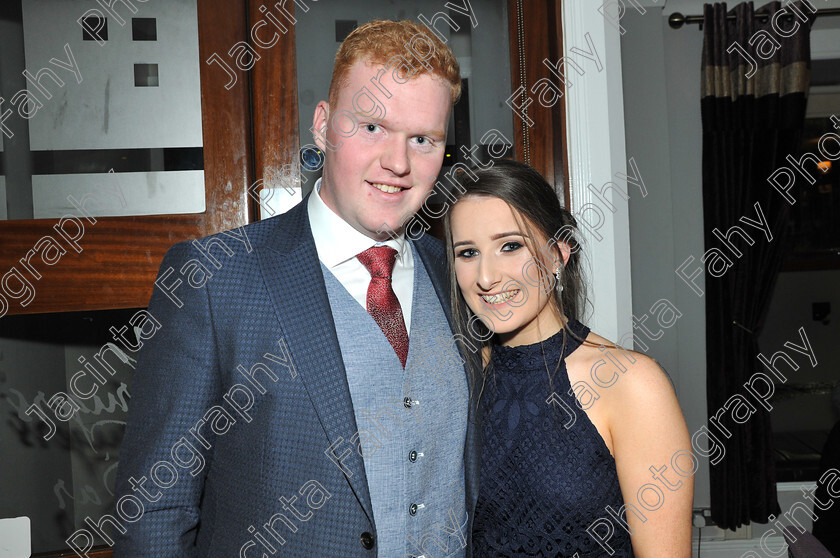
308;178;408;269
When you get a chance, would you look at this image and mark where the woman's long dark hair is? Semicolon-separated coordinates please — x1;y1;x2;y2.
443;159;588;401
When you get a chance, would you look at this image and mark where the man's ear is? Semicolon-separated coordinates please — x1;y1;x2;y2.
312;101;330;152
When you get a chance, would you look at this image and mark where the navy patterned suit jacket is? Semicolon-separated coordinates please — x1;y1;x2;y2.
112;196;479;557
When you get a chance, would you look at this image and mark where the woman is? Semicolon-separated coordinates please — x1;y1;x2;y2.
444;160;693;557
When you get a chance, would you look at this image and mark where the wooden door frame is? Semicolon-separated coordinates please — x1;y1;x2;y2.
508;0;570;206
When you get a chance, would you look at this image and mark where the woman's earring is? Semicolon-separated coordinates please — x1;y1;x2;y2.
554;266;564;293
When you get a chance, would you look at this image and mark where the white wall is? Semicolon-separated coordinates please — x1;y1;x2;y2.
621;5;709;508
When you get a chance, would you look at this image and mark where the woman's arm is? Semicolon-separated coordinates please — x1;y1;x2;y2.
608;354;694;558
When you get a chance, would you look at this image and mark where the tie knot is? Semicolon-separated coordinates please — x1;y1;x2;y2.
357;246;398;279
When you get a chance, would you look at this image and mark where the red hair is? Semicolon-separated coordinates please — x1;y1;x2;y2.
328;19;461;107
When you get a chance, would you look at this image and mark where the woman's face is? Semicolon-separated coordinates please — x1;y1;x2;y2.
450;195;564;346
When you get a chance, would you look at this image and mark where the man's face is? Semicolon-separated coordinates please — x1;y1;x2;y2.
313;59;452;241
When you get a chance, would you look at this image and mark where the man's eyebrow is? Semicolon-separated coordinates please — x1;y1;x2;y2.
352;111;384;121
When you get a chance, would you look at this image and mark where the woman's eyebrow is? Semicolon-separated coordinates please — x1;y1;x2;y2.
490;232;527;240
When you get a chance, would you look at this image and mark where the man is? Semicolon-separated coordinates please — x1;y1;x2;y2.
112;19;476;557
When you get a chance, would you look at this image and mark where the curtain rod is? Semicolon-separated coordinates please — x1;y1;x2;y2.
668;7;840;28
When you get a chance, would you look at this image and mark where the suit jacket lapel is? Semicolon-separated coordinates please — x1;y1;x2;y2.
255;198;374;526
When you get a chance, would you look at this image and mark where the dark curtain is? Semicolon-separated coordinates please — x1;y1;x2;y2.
701;2;813;530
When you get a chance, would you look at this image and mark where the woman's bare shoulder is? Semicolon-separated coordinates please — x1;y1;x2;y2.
570;329;675;399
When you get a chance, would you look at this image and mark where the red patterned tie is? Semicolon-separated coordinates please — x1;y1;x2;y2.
357;246;409;368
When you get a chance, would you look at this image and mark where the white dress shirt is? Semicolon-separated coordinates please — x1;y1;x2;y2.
307;178;414;333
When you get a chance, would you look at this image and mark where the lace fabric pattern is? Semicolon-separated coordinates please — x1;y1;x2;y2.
472;320;635;557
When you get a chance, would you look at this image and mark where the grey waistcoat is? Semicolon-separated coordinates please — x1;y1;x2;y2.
320;242;468;558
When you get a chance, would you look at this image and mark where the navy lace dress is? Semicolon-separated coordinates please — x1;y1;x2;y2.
472;320;634;557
